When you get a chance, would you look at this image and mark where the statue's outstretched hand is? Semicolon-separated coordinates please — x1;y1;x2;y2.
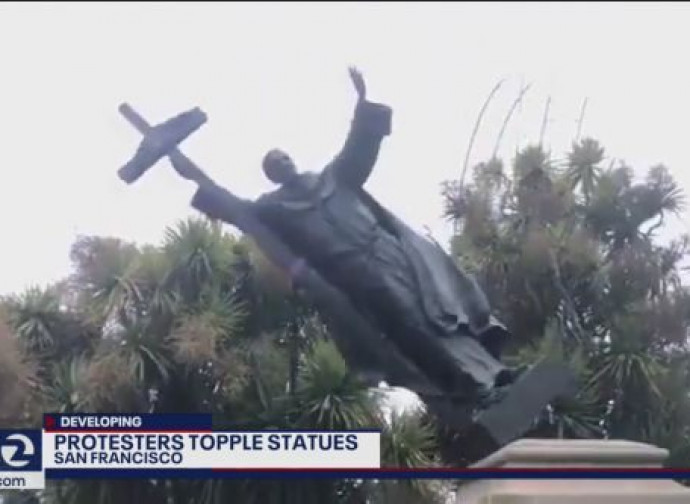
168;150;214;187
349;66;366;102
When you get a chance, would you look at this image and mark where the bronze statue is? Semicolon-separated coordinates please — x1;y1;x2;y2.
117;69;575;460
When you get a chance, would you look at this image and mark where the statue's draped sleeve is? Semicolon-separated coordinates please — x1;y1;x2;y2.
190;182;309;278
190;182;253;224
329;100;392;188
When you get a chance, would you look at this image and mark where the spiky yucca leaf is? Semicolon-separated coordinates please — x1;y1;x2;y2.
0;321;40;427
647;164;686;216
163;218;239;300
170;289;248;364
80;352;146;412
514;145;551;182
46;357;89;413
115;318;173;385
381;409;438;468
129;245;180;318
3;286;62;353
567;138;604;199
170;314;221;367
294;339;379;430
68;236;143;322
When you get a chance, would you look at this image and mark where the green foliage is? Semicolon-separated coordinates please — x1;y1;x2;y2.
443;138;690;466
381;409;438;468
293;339;378;430
1;216;438;504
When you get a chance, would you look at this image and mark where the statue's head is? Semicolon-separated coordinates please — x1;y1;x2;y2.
262;149;297;184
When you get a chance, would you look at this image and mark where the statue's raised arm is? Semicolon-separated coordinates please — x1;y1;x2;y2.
328;68;392;188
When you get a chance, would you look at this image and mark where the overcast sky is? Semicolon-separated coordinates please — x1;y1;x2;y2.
1;2;690;295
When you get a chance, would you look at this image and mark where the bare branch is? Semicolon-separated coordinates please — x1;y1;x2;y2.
644;214;665;239
575;98;589;142
539;96;552;147
460;79;505;188
492;83;532;159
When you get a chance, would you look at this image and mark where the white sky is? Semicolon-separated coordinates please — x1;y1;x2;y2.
1;2;690;295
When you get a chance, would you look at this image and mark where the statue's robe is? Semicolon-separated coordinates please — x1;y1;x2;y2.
191;100;511;399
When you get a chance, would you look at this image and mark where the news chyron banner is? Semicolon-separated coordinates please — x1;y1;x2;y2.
0;430;43;490
0;414;380;490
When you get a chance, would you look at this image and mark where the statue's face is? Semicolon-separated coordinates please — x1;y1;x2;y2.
262;149;297;184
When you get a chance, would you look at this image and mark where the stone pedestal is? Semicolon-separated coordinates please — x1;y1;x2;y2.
455;439;690;503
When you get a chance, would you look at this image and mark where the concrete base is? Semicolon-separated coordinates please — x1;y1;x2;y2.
455;439;690;503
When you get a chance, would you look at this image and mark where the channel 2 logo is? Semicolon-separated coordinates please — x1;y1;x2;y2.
0;431;41;471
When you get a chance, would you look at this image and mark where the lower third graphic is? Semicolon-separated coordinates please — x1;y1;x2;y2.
0;430;44;490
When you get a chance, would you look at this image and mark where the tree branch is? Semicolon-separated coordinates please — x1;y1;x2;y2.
460;79;505;188
492;83;532;159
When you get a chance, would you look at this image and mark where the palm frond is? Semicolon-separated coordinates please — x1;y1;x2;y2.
3;286;62;353
294;339;378;430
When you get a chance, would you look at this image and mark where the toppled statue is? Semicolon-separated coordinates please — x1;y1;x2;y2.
117;68;575;460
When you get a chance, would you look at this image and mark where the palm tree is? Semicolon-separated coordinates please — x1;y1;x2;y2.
566;138;604;203
442;138;690;468
3;216;439;504
3;286;64;355
0;320;39;427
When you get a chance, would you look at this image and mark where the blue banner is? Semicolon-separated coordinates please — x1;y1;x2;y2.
0;430;42;471
45;468;690;480
44;414;212;431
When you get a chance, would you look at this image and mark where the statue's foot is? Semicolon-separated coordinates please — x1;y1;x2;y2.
494;364;529;388
475;363;558;419
475;384;510;411
470;361;577;456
